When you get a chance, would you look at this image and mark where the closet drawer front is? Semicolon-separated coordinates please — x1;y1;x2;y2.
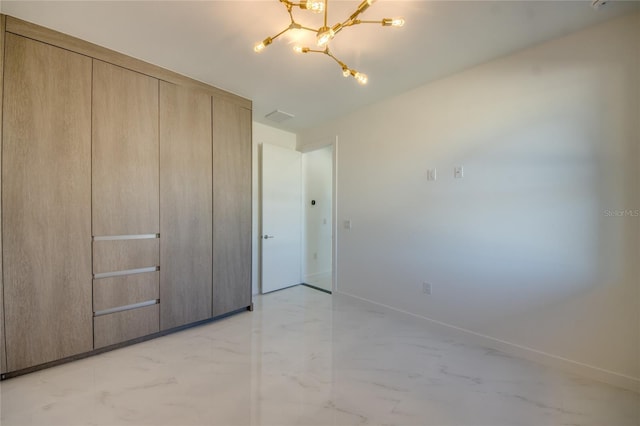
94;304;159;348
93;238;159;274
93;272;159;312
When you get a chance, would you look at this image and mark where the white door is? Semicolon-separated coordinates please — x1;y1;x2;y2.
261;143;302;293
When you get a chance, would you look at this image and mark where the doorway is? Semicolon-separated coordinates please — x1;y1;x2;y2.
259;138;336;295
301;145;333;293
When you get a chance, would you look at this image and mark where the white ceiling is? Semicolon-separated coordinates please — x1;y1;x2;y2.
2;1;638;132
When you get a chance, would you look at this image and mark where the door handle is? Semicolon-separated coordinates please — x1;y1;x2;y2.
263;235;275;239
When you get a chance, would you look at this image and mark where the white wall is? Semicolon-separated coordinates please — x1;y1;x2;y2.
252;122;297;295
299;13;640;389
302;146;333;290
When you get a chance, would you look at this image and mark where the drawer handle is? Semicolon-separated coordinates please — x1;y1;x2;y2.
94;266;159;279
93;234;159;241
94;299;158;317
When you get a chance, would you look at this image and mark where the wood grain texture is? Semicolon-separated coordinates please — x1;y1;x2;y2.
212;98;252;316
159;82;213;330
0;14;6;374
93;239;159;274
93;272;159;312
94;304;159;348
2;34;93;371
92;60;159;236
4;15;251;110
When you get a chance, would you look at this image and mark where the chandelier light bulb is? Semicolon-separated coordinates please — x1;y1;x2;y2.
342;68;350;77
293;46;303;53
391;18;405;27
317;28;335;47
354;72;368;85
254;37;272;53
305;0;325;13
382;17;405;27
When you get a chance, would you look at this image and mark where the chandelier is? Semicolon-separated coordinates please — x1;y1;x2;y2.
253;0;405;85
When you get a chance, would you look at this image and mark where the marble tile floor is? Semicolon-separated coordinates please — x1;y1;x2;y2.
303;271;332;293
0;285;638;426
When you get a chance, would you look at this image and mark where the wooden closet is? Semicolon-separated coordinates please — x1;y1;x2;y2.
0;15;252;378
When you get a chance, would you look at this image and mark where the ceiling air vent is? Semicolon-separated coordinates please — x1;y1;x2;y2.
591;0;609;9
265;109;294;123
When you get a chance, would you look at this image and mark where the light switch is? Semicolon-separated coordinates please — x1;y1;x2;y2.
454;166;464;179
427;168;437;181
344;220;352;230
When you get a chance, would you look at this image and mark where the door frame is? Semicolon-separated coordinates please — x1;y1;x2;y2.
299;136;338;294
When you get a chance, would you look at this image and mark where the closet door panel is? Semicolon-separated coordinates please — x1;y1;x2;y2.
159;82;212;330
2;34;92;371
92;60;159;236
212;98;252;316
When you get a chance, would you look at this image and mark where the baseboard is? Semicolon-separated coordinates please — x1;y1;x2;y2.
337;290;640;394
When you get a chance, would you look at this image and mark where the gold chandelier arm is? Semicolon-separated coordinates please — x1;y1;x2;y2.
280;0;297;8
350;20;380;25
298;47;344;68
348;18;405;27
254;25;291;52
340;18;356;28
287;5;319;33
324;0;328;27
302;48;325;55
281;0;303;7
294;47;366;84
300;47;349;72
271;26;292;41
323;48;368;84
348;0;374;22
324;49;348;70
299;25;320;33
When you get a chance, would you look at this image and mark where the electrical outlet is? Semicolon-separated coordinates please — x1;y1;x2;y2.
422;282;432;295
313;252;318;260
